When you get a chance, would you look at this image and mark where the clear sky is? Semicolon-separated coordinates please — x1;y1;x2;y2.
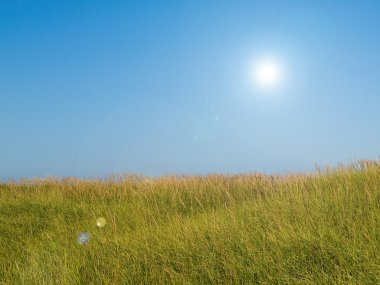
1;0;380;179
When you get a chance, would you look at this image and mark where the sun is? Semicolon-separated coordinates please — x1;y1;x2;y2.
253;59;282;89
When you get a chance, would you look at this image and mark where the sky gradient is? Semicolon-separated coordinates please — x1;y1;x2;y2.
1;0;380;179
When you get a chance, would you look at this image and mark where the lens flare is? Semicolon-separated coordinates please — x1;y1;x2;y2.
96;217;106;228
77;232;90;245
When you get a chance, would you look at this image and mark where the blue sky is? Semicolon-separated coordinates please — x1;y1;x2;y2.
1;0;380;179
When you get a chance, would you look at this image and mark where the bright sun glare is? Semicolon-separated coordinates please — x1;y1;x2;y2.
253;59;282;90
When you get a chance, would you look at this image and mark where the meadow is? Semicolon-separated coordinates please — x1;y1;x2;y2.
0;161;379;284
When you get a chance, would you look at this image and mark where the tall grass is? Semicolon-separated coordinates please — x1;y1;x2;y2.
0;161;379;284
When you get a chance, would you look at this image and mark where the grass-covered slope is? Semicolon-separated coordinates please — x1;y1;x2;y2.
1;161;380;284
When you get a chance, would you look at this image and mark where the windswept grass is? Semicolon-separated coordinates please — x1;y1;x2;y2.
0;160;380;284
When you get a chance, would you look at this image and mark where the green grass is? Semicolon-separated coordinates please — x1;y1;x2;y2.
1;161;380;284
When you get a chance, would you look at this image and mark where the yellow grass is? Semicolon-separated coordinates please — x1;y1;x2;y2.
0;160;379;284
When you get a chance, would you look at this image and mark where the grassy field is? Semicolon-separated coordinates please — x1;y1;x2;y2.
1;161;380;284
